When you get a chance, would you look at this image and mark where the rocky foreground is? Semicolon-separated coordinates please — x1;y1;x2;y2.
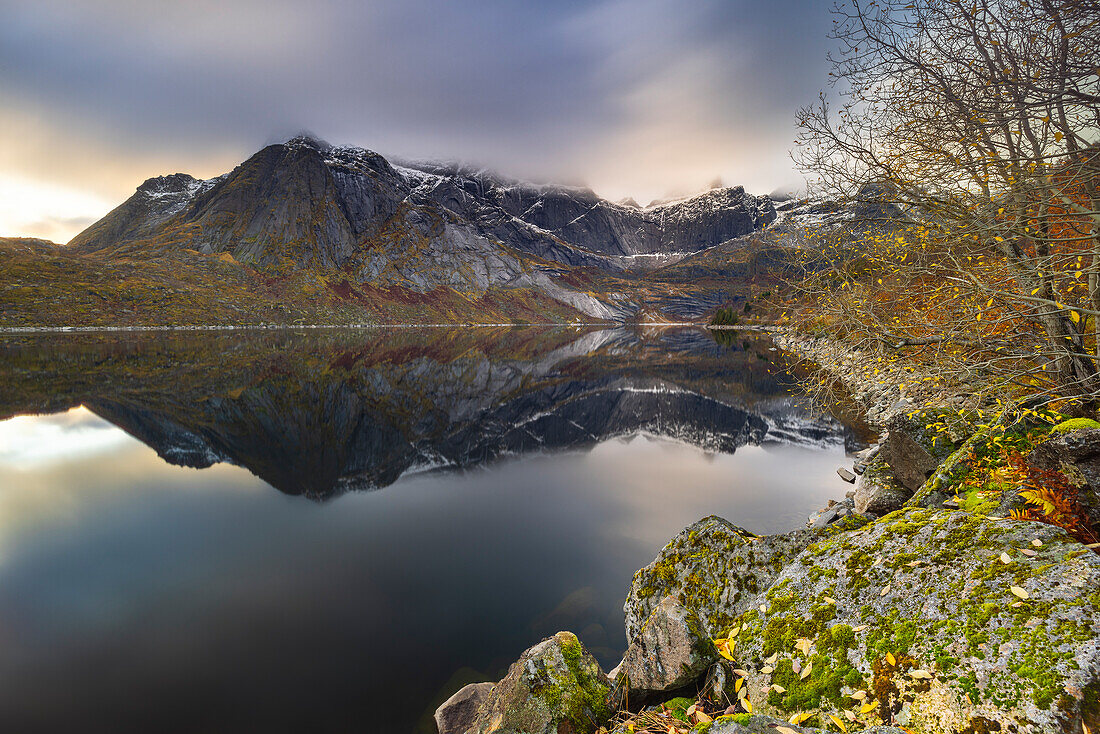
433;406;1100;733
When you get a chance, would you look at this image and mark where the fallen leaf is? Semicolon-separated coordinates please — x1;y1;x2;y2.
735;678;743;693
765;652;779;665
733;668;750;677
845;709;856;721
759;604;767;613
743;698;752;713
1011;600;1024;608
694;710;712;724
789;711;813;725
880;584;891;597
886;652;897;666
685;704;696;716
1031;539;1043;547
723;705;737;715
718;646;735;662
852;624;868;632
850;690;867;701
762;665;774;675
772;684;787;693
1010;586;1030;600
792;659;801;675
999;552;1012;564
775;728;799;734
824;596;837;604
795;637;812;655
829;713;849;731
860;701;877;714
800;661;813;680
909;669;933;679
1020;548;1037;557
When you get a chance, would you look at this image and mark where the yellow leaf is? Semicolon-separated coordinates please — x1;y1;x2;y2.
762;665;774;675
718;646;735;661
765;652;779;665
695;711;712;724
999;552;1012;564
850;690;867;701
860;701;877;714
776;728;800;734
910;669;933;679
790;712;813;725
1031;539;1043;547
800;661;813;680
852;625;868;632
824;596;837;605
735;677;743;693
733;668;750;677
773;684;787;693
830;713;849;732
886;652;897;666
1010;586;1029;600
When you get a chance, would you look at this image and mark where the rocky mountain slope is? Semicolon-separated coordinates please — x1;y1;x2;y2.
60;136;775;322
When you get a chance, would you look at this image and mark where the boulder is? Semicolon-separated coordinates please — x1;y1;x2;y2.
615;596;717;702
717;508;1100;733
624;515;870;642
878;408;982;494
853;455;912;515
434;682;495;734
1028;427;1100;529
470;632;612;734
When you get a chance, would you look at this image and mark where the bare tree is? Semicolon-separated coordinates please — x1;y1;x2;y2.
791;0;1100;408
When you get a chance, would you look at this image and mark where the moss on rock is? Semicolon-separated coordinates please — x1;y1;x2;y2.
471;631;612;734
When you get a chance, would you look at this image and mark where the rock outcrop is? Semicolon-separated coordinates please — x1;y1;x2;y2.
470;632;612;734
623;515;871;642
628;508;1099;732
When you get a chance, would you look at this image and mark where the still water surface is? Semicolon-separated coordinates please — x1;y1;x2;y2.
0;326;860;733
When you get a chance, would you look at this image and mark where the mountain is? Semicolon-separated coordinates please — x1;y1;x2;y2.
62;136;775;322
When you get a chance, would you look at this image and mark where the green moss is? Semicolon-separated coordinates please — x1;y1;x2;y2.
1050;417;1100;434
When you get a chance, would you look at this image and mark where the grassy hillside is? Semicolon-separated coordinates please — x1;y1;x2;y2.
0;238;592;327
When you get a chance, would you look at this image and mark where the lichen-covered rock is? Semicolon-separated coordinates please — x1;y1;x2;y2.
624;515;871;642
880;410;973;492
1028;427;1100;529
435;681;495;734
615;596;716;702
701;714;907;733
720;508;1100;733
854;455;912;515
470;632;612;734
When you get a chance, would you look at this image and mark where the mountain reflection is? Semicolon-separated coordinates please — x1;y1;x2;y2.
0;326;851;498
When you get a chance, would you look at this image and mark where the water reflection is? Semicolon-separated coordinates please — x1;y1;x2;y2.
1;326;855;498
0;326;859;733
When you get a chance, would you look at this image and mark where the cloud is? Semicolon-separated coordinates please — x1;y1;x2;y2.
0;0;833;237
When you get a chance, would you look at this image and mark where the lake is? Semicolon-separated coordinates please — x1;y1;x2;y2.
0;326;863;733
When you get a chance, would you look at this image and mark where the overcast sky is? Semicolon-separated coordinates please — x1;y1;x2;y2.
0;0;835;243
